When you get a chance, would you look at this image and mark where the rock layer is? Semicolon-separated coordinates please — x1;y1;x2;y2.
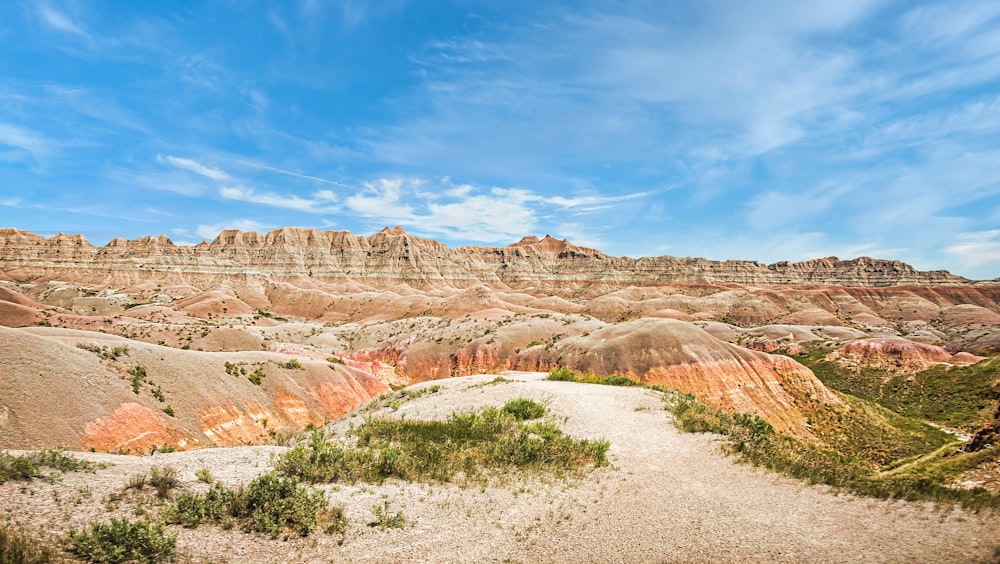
0;227;977;287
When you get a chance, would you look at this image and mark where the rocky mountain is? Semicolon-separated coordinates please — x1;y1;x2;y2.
0;227;977;288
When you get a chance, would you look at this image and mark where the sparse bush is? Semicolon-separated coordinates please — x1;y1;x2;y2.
128;365;147;394
502;398;547;421
327;356;345;365
0;449;96;485
124;473;147;492
64;518;175;563
224;361;247;378
248;367;265;385
148;466;179;499
370;500;405;529
162;405;175;417
281;359;303;370
77;343;129;361
195;467;213;484
166;473;342;538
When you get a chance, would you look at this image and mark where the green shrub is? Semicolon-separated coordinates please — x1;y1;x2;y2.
195;467;213;484
603;376;639;386
546;367;578;382
281;359;303;370
128;365;147;394
502;398;547;421
248;367;265;385
65;518;175;563
161;405;175;417
166;473;343;538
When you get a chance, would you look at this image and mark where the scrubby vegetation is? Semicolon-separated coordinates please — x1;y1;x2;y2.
76;343;129;361
370;500;405;529
0;450;97;485
275;404;609;485
166;473;345;538
666;391;1000;509
502;398;547;420
794;350;1000;432
65;518;175;563
545;367;639;386
128;365;147;394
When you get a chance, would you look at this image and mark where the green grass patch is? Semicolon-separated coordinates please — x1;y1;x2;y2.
276;406;608;485
64;518;175;563
0;450;98;485
545;367;639;386
667;391;1000;510
165;473;345;538
793;351;999;432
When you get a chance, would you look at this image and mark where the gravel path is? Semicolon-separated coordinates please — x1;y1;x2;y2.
2;372;998;562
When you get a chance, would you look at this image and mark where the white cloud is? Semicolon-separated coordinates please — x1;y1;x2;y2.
944;230;1000;279
157;155;231;181
219;186;338;213
337;177;649;244
37;4;89;39
173;219;269;241
344;178;414;218
0;123;50;159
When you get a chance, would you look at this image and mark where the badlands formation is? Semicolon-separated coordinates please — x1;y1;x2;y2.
1;226;999;561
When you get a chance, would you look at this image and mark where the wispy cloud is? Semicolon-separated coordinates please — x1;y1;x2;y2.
37;4;89;40
219;186;338;213
158;155;231;181
944;230;1000;279
235;159;355;189
339;177;648;243
0;122;51;161
172;219;270;242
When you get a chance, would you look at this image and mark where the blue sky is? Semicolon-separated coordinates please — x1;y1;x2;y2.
1;1;999;279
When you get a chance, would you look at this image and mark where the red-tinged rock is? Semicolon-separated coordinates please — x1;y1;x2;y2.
83;403;200;453
951;351;986;365
512;318;843;437
835;337;973;371
197;404;266;446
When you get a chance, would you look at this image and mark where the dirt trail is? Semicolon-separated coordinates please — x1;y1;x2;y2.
2;372;998;562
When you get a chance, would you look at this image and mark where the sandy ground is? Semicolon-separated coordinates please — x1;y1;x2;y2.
2;372;999;563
